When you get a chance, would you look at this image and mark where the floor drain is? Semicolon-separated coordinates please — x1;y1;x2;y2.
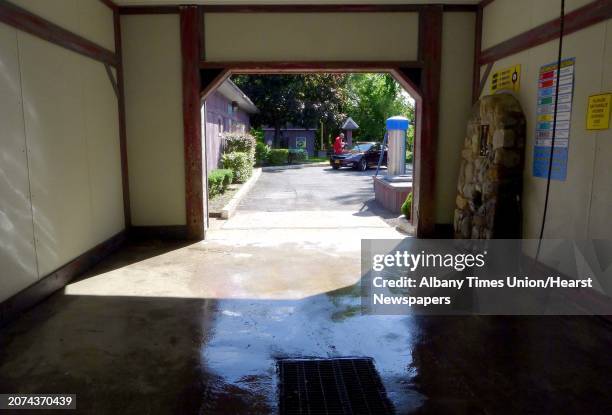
278;357;394;415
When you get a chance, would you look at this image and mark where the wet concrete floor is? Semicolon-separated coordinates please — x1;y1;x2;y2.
1;166;611;414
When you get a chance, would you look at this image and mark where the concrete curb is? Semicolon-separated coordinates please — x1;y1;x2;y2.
395;215;415;235
220;168;262;219
262;162;329;171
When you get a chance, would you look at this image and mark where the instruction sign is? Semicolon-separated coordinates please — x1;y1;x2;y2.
533;58;575;181
490;64;521;94
586;93;611;130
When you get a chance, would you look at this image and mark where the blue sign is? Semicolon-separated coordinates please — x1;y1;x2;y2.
533;58;575;181
533;146;568;181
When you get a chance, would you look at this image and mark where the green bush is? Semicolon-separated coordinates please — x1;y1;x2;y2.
401;192;413;219
288;149;308;164
255;142;271;166
268;149;289;166
208;169;233;197
250;128;265;144
405;150;413;164
222;152;252;183
223;132;256;161
221;169;233;187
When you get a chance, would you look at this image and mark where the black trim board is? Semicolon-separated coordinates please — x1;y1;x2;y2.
0;231;126;327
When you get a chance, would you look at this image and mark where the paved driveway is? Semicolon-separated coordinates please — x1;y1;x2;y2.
239;165;385;212
210;164;404;245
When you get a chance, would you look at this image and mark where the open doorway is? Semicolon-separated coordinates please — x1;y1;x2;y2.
200;70;420;233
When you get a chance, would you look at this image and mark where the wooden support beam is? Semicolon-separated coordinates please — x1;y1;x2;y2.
0;0;118;66
104;63;119;99
119;6;181;15
415;5;443;238
113;9;131;228
200;68;230;100
180;6;205;240
476;62;494;100
0;231;126;327
201;4;423;13
479;0;612;64
199;61;423;73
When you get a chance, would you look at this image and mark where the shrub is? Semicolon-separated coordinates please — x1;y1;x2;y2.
268;149;289;166
288;149;308;164
250;128;265;144
223;132;256;161
208;169;233;197
222;152;252;183
401;192;413;219
255;142;271;166
405;150;413;164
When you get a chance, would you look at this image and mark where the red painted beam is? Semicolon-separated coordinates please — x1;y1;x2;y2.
415;5;443;238
0;1;118;66
181;6;205;240
200;69;230;100
443;4;478;12
113;9;131;228
0;231;126;326
119;6;181;15
201;4;423;13
200;60;423;73
479;0;612;64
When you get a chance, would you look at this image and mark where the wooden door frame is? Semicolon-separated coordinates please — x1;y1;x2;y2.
182;4;443;239
197;61;435;238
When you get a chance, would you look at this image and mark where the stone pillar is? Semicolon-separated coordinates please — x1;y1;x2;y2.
454;94;526;239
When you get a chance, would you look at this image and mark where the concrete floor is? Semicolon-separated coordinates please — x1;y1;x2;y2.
1;166;611;414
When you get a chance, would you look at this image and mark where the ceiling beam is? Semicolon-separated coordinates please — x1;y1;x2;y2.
200;60;424;73
479;0;612;64
0;0;118;66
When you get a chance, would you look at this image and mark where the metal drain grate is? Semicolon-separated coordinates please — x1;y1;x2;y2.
278;357;395;415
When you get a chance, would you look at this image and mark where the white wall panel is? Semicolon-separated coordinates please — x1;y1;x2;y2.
0;23;38;302
18;32;94;277
482;0;598;50
81;58;125;242
204;12;419;61
122;14;186;226
479;19;612;240
12;0;115;51
587;19;612;238
436;12;475;224
77;0;116;52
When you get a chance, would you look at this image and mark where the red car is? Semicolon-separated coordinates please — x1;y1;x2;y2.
330;142;388;171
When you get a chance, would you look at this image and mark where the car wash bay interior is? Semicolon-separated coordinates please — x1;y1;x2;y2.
1;1;612;414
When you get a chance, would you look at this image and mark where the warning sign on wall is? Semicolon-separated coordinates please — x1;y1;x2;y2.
490;65;521;94
532;58;575;181
586;93;611;130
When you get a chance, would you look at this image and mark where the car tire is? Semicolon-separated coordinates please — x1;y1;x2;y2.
332;164;340;170
359;158;367;171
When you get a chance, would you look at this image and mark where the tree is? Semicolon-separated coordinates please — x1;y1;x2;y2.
232;75;304;147
232;74;349;148
300;74;350;150
346;73;415;144
232;73;415;152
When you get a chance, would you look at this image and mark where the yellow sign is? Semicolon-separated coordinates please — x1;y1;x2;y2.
491;64;521;94
587;93;611;130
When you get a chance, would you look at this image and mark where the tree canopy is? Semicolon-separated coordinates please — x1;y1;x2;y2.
231;73;414;149
345;73;414;142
